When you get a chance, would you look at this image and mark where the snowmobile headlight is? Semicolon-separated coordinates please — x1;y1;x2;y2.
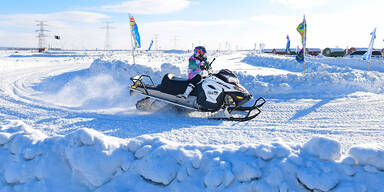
132;85;137;89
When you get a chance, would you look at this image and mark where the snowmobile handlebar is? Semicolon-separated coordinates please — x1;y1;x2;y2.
201;58;215;71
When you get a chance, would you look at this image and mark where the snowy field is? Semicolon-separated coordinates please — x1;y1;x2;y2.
0;50;384;191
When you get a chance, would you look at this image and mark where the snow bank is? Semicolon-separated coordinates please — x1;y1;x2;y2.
0;120;383;191
240;54;384;98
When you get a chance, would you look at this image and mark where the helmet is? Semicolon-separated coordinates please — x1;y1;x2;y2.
194;46;207;60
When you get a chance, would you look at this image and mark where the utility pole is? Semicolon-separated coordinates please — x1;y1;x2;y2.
154;34;159;51
101;22;114;50
36;21;48;52
171;36;179;49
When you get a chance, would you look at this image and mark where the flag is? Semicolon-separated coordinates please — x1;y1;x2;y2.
147;40;154;51
362;28;376;61
286;35;290;53
296;16;307;46
54;35;60;40
129;16;141;49
295;48;304;63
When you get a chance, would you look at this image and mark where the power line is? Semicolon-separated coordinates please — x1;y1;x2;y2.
170;36;179;49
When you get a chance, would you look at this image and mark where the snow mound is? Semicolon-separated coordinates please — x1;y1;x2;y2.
303;137;341;161
240;54;384;98
0;120;383;191
349;143;384;170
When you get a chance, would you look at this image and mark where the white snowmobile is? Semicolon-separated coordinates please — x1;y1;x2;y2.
129;61;265;121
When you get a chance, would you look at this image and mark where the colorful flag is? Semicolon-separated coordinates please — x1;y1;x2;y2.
147;40;154;51
129;16;141;49
286;35;290;53
295;48;304;63
362;28;376;61
296;16;307;46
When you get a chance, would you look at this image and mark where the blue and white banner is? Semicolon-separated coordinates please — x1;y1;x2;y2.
286;35;290;53
130;16;141;49
147;40;153;51
362;28;376;61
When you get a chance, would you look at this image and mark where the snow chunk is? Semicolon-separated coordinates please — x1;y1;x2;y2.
297;168;339;191
231;159;262;182
23;148;42;160
134;145;152;159
134;145;178;185
252;180;278;192
349;143;384;170
127;138;144;152
79;129;95;145
177;148;202;169
255;144;275;160
265;167;283;186
341;156;356;166
0;132;12;145
64;129;124;188
204;165;225;188
363;165;379;173
303;137;341;161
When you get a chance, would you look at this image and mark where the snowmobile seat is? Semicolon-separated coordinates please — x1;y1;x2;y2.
159;73;196;96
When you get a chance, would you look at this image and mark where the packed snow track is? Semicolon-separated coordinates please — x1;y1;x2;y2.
1;51;384;151
1;50;384;191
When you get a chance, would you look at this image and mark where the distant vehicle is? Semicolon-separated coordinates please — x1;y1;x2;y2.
349;50;382;59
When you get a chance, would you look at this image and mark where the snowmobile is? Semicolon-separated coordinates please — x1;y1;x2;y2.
129;61;266;121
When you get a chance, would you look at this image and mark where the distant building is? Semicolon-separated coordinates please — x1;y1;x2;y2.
38;48;48;53
272;48;288;55
322;48;346;57
306;48;321;56
263;49;273;53
287;48;298;55
270;48;298;55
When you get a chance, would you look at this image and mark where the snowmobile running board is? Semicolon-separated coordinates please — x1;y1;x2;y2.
130;75;266;122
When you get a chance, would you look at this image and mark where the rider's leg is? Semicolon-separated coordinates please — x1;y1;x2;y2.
178;74;202;99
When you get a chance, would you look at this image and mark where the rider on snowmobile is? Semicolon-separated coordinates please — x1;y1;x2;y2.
178;46;210;99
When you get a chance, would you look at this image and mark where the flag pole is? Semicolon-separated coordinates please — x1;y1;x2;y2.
303;15;306;75
129;13;136;64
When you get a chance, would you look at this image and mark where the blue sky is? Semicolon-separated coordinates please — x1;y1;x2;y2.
0;0;383;50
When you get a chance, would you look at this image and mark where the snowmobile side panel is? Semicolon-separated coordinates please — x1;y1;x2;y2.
196;83;225;112
130;86;198;110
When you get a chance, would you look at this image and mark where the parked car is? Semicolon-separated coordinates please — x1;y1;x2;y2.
349;50;382;59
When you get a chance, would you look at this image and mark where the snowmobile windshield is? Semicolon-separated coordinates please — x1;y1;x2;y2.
215;69;239;85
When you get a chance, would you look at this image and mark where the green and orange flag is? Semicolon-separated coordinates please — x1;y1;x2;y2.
296;16;307;46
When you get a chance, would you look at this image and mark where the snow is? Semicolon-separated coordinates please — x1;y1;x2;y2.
303;137;341;161
1;50;384;191
349;143;384;170
0;123;384;191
